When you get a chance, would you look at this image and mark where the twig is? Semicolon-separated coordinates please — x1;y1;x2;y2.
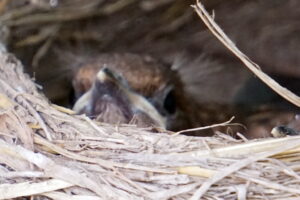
32;31;57;68
193;1;300;108
3;0;136;26
0;80;52;141
173;116;235;135
190;137;300;199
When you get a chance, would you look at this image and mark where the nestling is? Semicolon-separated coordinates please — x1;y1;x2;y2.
73;66;166;128
72;53;196;131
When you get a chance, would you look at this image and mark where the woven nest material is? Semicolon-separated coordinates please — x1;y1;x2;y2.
1;50;300;199
2;1;300;199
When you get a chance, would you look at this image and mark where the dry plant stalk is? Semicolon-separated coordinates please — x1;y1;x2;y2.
174;116;235;135
1;49;300;200
193;1;300;108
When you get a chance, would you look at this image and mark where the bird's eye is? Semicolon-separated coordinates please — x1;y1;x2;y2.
163;89;176;114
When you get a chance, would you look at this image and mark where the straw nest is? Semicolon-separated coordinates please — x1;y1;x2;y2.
1;1;300;200
0;49;300;199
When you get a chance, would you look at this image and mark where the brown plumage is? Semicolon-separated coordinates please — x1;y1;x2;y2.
72;53;300;138
73;67;166;128
72;53;197;132
73;54;174;99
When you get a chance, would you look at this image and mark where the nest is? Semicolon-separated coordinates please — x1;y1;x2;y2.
0;50;300;199
1;1;300;199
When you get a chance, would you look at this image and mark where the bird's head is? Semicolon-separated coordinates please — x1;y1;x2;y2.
72;53;194;131
73;65;167;128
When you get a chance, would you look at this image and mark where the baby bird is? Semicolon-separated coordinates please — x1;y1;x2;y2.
73;67;166;128
72;53;196;132
271;115;300;138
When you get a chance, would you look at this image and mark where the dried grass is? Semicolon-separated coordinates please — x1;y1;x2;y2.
0;50;300;199
193;1;300;108
1;1;300;200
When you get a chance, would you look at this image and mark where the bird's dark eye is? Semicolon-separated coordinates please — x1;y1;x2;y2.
163;89;176;114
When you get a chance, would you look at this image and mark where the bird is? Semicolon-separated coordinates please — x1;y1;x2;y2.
71;53;300;138
72;53;199;132
73;67;166;128
271;114;300;138
271;125;300;138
